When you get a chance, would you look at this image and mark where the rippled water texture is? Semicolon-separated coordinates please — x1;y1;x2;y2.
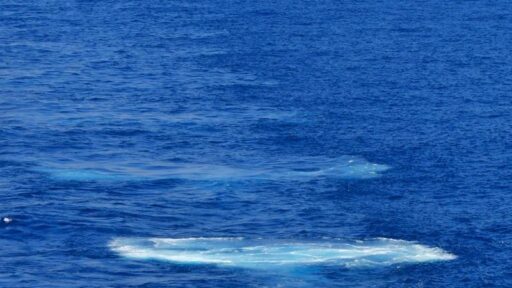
2;1;512;287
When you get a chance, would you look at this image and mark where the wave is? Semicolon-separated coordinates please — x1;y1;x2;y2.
109;237;455;269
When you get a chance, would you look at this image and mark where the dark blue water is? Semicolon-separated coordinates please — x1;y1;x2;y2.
2;1;512;287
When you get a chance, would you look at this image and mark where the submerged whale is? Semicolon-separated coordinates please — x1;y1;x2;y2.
33;156;390;182
33;167;135;182
109;237;455;270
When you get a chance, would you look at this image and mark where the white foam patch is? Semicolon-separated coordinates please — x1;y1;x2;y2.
109;237;455;269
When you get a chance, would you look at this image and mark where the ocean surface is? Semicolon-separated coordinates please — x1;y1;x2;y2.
1;1;512;287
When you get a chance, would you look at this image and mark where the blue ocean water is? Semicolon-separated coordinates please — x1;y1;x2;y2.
1;0;512;287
